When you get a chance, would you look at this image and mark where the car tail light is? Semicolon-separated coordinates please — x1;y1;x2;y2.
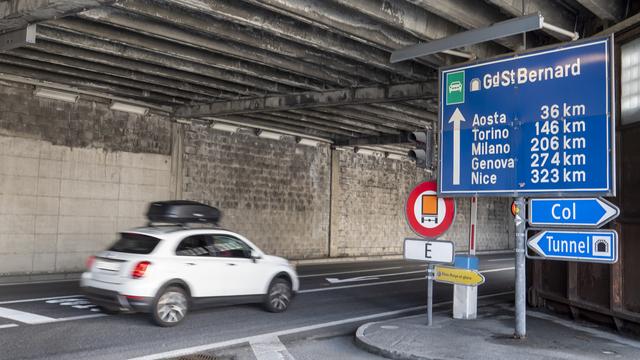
86;256;95;270
132;261;151;279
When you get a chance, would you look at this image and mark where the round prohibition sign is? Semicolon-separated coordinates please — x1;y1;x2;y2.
405;181;455;238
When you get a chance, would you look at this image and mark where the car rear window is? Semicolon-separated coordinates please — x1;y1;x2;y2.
109;233;161;254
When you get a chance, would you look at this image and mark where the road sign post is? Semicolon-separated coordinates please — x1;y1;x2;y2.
404;238;454;326
437;36;614;339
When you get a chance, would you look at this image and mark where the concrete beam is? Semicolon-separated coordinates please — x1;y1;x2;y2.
79;7;362;87
163;0;432;80
29;40;252;99
214;115;335;139
0;24;35;51
231;112;366;137
8;48;225;101
334;132;411;146
175;82;436;117
50;17;326;91
575;0;625;21
405;0;523;50
485;0;579;40
282;110;401;134
333;0;508;56
0;0;114;31
115;0;391;85
0;62;178;105
37;25;286;95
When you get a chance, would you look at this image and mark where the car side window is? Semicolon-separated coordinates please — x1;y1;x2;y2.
176;235;213;257
210;235;253;259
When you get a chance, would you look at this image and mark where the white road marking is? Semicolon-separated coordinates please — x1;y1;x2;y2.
0;323;18;329
301;266;514;293
250;335;295;360
480;267;515;273
0;279;79;286
486;258;514;262
298;266;408;278
0;307;57;324
326;275;380;284
0;295;81;305
129;291;514;360
301;277;426;293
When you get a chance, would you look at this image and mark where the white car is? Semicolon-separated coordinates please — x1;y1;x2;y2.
81;226;299;327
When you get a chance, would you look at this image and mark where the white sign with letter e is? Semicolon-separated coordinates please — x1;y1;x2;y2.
404;238;454;264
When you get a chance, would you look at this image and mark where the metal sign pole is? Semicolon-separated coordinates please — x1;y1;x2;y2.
514;197;526;338
427;264;434;326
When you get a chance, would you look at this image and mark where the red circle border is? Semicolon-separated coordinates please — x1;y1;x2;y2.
405;181;455;238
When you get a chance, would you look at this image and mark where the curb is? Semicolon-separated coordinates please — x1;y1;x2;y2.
355;321;435;360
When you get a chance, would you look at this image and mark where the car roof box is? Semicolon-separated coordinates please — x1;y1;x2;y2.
146;200;221;225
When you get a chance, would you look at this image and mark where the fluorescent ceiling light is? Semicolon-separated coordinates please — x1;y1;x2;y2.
175;118;192;125
34;87;78;103
297;138;321;147
354;147;375;155
386;153;405;160
110;101;149;115
211;123;239;133
256;130;282;140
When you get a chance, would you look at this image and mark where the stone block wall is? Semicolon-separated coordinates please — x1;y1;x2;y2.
180;124;331;259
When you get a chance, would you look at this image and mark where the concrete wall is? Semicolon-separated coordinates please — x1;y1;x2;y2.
0;82;173;274
0;80;513;276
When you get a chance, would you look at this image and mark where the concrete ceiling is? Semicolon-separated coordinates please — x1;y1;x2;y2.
0;0;635;146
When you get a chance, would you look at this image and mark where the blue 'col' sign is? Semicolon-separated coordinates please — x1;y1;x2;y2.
439;37;613;196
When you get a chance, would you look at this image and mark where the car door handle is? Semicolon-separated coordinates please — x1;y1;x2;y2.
226;263;237;266
185;262;197;266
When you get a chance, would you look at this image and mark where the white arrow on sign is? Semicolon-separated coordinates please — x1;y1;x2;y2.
449;108;465;185
326;275;380;284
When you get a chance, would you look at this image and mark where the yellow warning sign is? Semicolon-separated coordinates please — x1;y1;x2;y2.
434;266;485;286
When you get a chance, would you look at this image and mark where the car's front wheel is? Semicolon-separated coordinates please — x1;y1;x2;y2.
151;286;189;327
264;278;292;313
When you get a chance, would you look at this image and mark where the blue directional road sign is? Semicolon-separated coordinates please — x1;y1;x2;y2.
439;37;614;196
527;230;618;263
529;198;619;228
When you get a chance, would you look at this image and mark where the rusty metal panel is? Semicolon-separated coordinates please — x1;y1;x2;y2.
577;263;611;307
623;224;640;312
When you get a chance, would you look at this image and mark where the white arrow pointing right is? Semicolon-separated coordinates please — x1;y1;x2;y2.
449;108;465;185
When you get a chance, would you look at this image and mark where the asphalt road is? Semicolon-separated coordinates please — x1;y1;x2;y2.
0;254;515;360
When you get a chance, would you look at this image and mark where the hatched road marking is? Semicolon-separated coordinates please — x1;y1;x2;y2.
250;335;295;360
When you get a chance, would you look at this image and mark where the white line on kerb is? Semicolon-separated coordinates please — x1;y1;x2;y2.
129;291;514;360
0;323;18;329
480;267;515;273
250;335;295;360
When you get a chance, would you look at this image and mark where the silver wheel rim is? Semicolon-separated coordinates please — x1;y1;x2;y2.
269;283;291;311
157;291;187;323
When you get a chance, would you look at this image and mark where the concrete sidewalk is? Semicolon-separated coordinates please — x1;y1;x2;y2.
356;302;640;360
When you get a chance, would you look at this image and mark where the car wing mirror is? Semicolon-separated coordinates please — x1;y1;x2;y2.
250;250;262;263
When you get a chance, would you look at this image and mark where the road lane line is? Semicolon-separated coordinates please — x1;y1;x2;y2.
0;307;57;324
486;258;514;262
129;291;514;360
480;267;515;273
298;266;408;278
0;295;81;305
250;335;295;360
0;323;18;329
300;267;515;293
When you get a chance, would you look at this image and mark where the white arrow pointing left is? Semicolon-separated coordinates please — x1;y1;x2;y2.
449;108;465;185
326;275;380;284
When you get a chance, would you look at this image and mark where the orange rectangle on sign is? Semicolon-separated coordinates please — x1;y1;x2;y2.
422;195;438;216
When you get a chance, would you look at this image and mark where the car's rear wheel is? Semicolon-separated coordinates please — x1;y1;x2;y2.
152;286;188;327
264;278;292;313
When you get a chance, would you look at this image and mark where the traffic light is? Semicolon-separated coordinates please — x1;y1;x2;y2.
408;129;433;169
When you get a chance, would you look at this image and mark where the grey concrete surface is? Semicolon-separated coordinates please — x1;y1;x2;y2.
356;303;640;360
